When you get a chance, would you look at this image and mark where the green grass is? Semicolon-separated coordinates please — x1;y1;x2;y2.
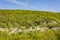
0;10;60;28
0;10;60;40
0;29;60;40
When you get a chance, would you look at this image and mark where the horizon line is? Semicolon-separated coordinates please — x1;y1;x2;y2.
0;9;60;13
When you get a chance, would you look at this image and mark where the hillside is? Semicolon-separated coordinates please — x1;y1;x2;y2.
0;10;60;28
0;10;60;40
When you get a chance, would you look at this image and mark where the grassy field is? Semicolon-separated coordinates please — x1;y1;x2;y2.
0;10;60;40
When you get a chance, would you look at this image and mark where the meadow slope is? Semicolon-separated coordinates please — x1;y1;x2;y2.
0;10;60;40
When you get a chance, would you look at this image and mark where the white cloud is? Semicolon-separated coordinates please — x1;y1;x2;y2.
5;0;35;8
5;0;27;6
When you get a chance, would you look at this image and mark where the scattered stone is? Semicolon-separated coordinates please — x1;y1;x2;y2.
0;27;59;34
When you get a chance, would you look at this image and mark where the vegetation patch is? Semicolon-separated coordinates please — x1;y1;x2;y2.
0;10;60;40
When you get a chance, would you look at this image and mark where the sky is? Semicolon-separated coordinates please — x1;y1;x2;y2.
0;0;60;12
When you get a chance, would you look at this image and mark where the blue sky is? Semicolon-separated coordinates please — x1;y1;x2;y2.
0;0;60;12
